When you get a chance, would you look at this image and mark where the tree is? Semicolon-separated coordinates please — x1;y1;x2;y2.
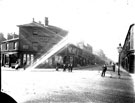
0;33;6;43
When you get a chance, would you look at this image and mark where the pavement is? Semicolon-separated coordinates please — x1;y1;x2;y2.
1;66;135;103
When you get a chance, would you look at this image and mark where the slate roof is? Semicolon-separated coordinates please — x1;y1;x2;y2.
18;22;67;35
46;25;68;37
17;21;45;28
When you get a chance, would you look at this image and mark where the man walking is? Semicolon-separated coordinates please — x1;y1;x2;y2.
112;63;115;72
68;63;73;72
101;64;107;77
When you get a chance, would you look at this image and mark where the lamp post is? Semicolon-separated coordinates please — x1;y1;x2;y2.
117;43;122;78
0;43;1;90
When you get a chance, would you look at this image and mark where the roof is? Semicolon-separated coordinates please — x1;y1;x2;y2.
17;21;45;28
46;25;68;37
1;38;19;43
17;21;68;38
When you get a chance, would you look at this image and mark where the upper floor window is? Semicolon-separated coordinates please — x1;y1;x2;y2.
32;42;38;51
23;45;29;49
1;44;2;50
1;44;5;51
33;29;38;35
13;42;18;50
6;43;9;50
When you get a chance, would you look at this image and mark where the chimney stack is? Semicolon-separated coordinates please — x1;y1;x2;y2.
33;18;35;22
45;17;49;26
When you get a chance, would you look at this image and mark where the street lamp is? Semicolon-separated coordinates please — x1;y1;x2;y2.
117;43;122;78
0;43;1;90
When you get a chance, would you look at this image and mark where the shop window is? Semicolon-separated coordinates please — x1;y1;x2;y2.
27;54;30;65
31;54;34;64
23;54;26;64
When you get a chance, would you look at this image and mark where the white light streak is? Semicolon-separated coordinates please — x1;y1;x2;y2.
26;35;69;71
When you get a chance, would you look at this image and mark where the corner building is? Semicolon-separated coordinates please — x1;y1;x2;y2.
1;18;68;68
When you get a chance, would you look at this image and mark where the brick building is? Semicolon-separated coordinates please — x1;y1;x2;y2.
120;24;135;73
1;18;68;68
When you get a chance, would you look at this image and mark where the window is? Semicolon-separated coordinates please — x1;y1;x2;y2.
32;42;38;51
5;43;9;50
23;54;26;64
1;44;6;50
23;45;29;49
33;29;38;35
13;42;15;49
27;54;30;65
15;42;18;50
1;44;3;50
31;54;34;64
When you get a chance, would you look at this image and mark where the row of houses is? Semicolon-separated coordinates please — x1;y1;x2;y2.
0;17;106;69
120;24;135;73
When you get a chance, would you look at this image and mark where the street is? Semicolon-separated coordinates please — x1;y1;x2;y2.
1;66;135;103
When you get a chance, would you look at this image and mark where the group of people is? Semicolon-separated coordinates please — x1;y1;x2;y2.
56;63;73;72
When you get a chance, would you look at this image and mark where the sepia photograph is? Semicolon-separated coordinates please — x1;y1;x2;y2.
0;0;135;103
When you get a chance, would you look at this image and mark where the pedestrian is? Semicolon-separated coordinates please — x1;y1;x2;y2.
63;63;67;71
112;63;115;72
23;61;27;70
70;63;73;72
68;63;70;72
101;64;107;77
56;63;59;71
68;63;73;72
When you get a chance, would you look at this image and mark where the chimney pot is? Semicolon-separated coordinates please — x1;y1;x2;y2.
39;21;41;24
45;17;49;26
33;18;35;22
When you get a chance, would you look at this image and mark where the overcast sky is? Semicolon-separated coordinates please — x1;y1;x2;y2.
0;0;135;62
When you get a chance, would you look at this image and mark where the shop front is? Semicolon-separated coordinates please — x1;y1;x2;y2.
1;52;18;67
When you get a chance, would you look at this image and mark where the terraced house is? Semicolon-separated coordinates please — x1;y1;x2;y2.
120;24;135;73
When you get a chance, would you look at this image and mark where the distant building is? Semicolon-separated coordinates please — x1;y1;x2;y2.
1;17;68;68
120;24;135;73
77;41;93;53
7;33;19;40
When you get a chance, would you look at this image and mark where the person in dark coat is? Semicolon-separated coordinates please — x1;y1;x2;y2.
23;61;27;70
63;63;67;71
56;63;59;71
101;64;107;77
112;63;115;72
68;63;73;72
68;63;70;72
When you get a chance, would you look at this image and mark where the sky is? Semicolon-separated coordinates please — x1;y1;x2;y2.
0;0;135;62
